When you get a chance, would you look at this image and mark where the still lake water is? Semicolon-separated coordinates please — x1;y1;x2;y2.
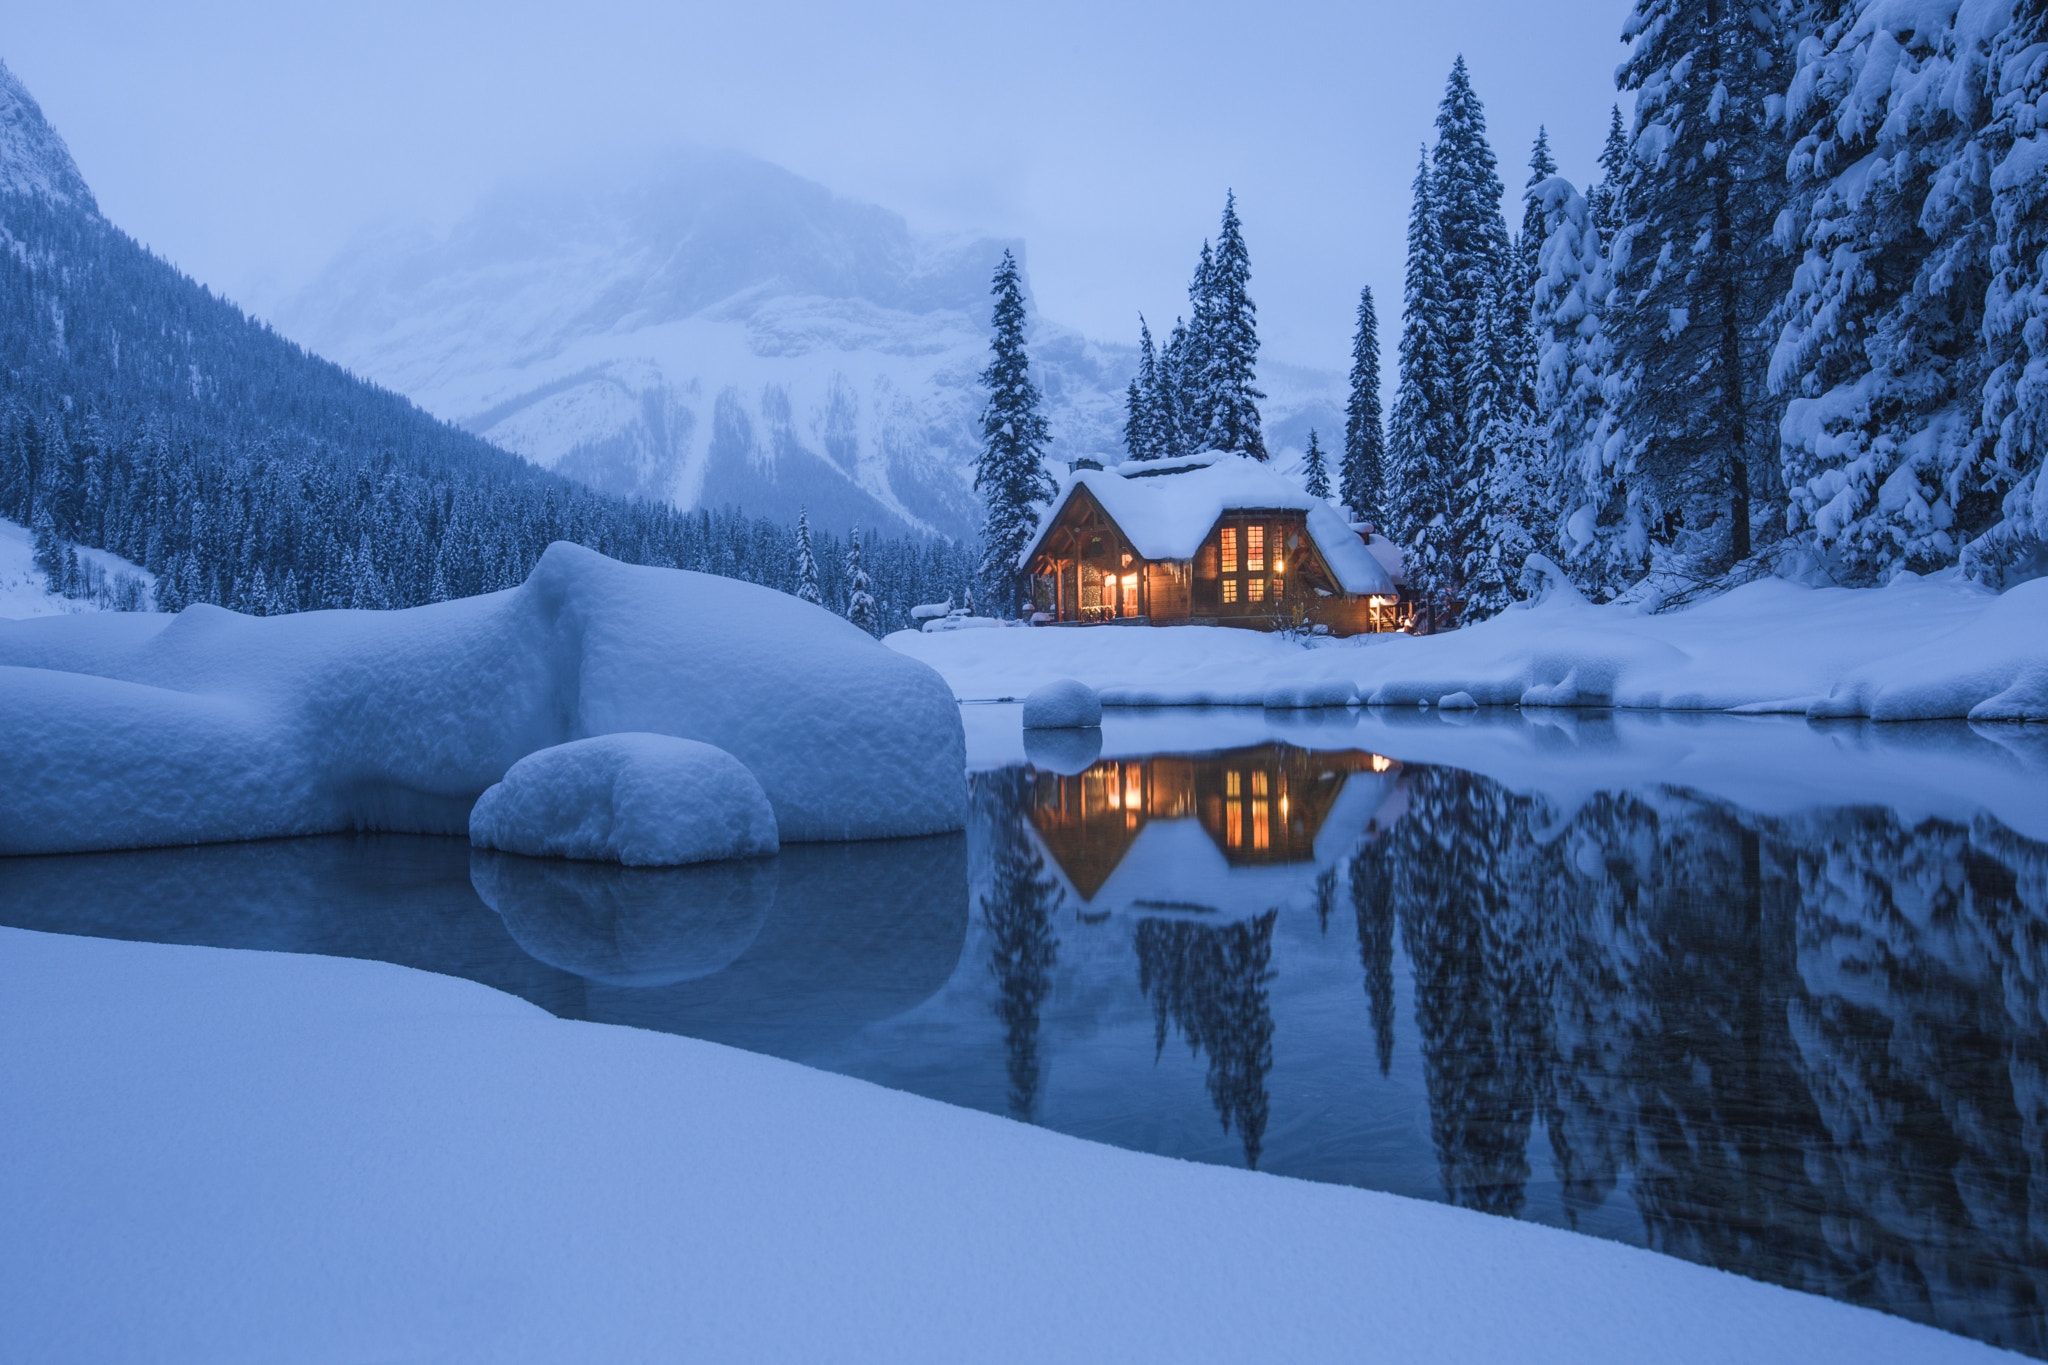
6;708;2048;1356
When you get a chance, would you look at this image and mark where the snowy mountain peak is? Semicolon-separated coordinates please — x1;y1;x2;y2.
0;60;96;212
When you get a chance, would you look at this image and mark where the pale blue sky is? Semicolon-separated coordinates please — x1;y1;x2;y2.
5;0;1629;369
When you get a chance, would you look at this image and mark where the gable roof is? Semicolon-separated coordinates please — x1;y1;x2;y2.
1017;454;1398;597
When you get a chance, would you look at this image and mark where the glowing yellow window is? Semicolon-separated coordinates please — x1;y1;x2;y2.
1124;762;1143;808
1222;578;1238;604
1227;801;1243;847
1121;572;1139;617
1226;770;1241;797
1252;800;1269;849
1220;527;1238;574
1251;771;1268;797
1248;577;1266;603
1247;525;1265;572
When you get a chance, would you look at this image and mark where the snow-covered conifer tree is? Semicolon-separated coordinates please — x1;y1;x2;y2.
1460;278;1541;620
1430;57;1515;456
1533;176;1642;599
1970;4;2048;584
1390;151;1462;627
1155;319;1195;458
1770;1;2000;583
1124;319;1162;462
794;506;822;604
1302;429;1331;499
1341;286;1387;526
1610;0;1793;568
845;523;878;634
1587;106;1629;248
1517;128;1558;325
974;250;1055;615
1197;192;1267;459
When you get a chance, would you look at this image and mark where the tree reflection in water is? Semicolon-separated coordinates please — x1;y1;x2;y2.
1134;910;1278;1169
978;770;1063;1122
1360;762;2048;1353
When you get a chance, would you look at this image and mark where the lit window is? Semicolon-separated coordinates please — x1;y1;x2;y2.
1222;578;1238;604
1220;527;1238;574
1248;577;1266;602
1125;762;1143;808
1247;525;1265;572
1226;771;1241;797
1121;572;1139;617
1227;801;1242;847
1272;576;1283;600
1252;800;1269;850
1371;754;1393;773
1251;771;1268;797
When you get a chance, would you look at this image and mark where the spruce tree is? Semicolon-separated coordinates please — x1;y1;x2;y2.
1610;0;1792;569
1587;106;1629;248
1517;128;1558;327
1430;57;1515;459
1390;151;1461;628
1197;192;1268;459
974;250;1055;614
1124;318;1162;462
1461;273;1541;621
1341;286;1387;527
794;506;822;605
1302;430;1331;500
1532;176;1641;598
1184;242;1217;441
1157;319;1196;457
845;523;878;634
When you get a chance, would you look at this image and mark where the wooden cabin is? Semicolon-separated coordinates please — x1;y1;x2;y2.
1017;455;1407;635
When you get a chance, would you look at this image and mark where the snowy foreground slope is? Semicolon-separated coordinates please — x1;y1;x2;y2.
893;571;2048;721
0;926;2012;1365
0;516;154;620
0;542;963;854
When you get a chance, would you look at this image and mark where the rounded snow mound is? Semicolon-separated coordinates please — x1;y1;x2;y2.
1022;678;1102;729
1263;678;1357;709
1438;691;1479;711
470;733;778;867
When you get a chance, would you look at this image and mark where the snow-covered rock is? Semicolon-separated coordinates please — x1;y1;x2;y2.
1437;691;1479;710
0;542;965;855
1022;678;1102;729
0;59;96;210
470;849;773;986
469;733;778;866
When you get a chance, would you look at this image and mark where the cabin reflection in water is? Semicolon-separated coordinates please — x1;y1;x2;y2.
1025;745;1401;908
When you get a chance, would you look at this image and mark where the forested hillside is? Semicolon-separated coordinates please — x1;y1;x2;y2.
0;60;970;627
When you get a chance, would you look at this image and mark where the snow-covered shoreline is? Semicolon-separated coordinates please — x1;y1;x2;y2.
0;924;2016;1363
891;571;2048;721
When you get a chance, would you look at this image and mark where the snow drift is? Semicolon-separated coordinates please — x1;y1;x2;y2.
896;569;2048;720
0;542;965;855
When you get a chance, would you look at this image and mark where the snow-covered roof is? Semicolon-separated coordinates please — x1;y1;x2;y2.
1019;454;1398;597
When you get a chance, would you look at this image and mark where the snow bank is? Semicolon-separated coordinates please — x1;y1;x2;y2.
1021;678;1102;729
0;542;965;855
469;733;778;866
0;516;154;620
0;926;2006;1363
893;570;2048;721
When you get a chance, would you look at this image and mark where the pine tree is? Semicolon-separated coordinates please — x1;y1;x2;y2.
1430;57;1515;459
845;523;878;635
1587;106;1629;248
1302;429;1331;500
1197;192;1268;459
1184;242;1217;442
1610;0;1793;569
1341;286;1387;526
1123;318;1162;462
1462;272;1542;620
1156;319;1196;458
794;506;822;604
974;250;1055;614
1518;128;1559;326
1390;150;1462;628
1533;175;1642;599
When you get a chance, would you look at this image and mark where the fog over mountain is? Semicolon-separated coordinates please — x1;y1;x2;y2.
276;148;1344;540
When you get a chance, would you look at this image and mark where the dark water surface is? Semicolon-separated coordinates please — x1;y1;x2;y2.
5;713;2048;1356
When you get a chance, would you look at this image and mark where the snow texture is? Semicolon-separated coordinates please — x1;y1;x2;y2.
0;517;154;620
893;570;2048;720
0;59;95;210
1263;677;1359;709
0;924;2011;1363
1017;454;1399;597
469;733;778;867
0;542;964;855
1021;677;1102;729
